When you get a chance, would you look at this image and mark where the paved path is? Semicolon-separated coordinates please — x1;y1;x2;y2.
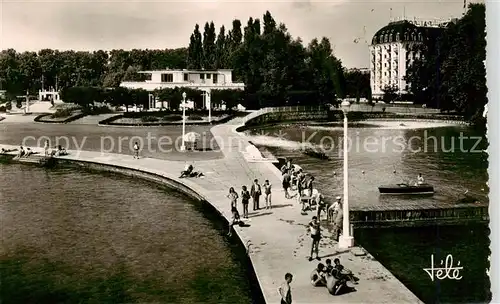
1;117;422;303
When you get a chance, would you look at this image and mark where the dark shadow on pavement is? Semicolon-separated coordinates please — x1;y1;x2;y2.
337;286;356;295
248;212;273;218
269;204;293;209
238;223;251;228
318;250;351;259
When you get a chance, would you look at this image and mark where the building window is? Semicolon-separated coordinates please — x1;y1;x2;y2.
389;34;393;41
144;74;152;81
418;33;423;41
396;33;400;41
200;73;205;80
213;74;218;83
161;73;173;82
206;73;211;79
183;73;188;81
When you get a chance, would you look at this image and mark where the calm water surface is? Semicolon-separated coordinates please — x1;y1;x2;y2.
0;164;255;304
247;123;489;207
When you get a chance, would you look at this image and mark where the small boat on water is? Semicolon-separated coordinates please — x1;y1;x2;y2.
303;148;329;160
378;183;434;195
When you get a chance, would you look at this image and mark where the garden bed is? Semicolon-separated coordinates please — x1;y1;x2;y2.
101;114;233;126
35;110;86;124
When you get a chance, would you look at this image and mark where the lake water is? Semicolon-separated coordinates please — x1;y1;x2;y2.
246;121;490;303
0;164;259;304
246;121;489;208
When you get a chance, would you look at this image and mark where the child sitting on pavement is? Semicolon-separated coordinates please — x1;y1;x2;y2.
310;263;327;286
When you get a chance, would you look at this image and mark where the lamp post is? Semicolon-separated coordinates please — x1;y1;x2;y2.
180;92;187;151
207;91;211;124
338;99;355;249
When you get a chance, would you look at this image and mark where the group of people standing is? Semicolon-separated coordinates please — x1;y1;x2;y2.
226;179;272;236
227;179;273;217
280;159;315;200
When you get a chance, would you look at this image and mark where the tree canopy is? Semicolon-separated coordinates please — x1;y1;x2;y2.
185;11;345;108
405;3;487;127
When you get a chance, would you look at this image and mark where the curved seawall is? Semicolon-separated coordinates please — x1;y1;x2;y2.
0;152;266;303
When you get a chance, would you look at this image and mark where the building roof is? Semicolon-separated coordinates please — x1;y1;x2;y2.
137;69;233;74
371;20;445;45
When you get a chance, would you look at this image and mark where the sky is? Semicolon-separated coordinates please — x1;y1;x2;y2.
0;0;476;68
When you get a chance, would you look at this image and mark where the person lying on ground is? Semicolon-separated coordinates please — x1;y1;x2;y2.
25;148;34;157
179;164;194;178
310;263;327;286
1;148;17;153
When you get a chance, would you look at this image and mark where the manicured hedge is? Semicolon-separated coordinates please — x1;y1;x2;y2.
34;112;87;124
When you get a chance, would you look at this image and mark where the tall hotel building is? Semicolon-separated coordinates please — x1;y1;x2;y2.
369;19;452;99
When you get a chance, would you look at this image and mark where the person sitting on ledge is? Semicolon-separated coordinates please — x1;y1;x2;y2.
58;145;68;156
227;206;243;237
179;163;194;178
15;146;25;158
52;145;67;156
310;263;327;287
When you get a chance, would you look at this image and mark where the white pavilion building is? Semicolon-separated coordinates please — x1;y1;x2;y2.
120;69;245;110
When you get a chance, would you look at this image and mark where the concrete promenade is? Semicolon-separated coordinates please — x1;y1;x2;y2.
1;117;423;303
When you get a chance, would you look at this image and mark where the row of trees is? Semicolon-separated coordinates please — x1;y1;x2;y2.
0;48;187;97
405;3;487;126
186;11;350;107
60;86;245;112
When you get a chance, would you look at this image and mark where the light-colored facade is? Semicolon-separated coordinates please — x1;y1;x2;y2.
120;69;245;110
39;89;63;103
369;19;448;99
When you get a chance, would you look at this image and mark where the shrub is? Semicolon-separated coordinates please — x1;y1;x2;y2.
162;115;183;122
140;116;159;122
5;101;12;110
51;108;73;118
82;105;113;115
188;115;203;121
0;106;6;112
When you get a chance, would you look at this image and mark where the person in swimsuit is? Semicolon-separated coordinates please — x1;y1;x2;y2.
311;263;327;286
282;170;291;199
241;185;250;219
133;142;140;159
308;216;321;261
227;187;239;211
278;273;293;304
263;180;272;209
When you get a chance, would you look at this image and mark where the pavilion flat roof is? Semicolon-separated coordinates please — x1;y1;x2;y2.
138;69;233;74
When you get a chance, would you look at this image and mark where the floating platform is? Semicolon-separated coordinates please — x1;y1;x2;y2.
9;154;56;167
